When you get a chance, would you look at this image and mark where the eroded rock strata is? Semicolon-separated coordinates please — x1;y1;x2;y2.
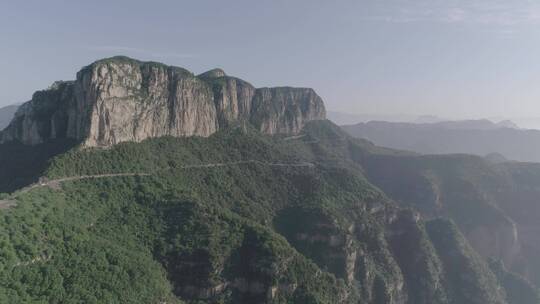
1;56;325;147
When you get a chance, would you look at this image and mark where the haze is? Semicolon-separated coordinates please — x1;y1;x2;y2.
2;0;540;120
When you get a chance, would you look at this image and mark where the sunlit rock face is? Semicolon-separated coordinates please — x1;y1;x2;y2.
0;56;326;147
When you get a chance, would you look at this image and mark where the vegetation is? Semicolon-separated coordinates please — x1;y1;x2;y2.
426;219;507;304
0;125;360;303
80;56;194;78
0;120;531;303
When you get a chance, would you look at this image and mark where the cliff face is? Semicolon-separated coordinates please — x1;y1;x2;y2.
0;57;326;147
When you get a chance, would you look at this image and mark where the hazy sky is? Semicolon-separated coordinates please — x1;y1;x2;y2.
2;0;540;119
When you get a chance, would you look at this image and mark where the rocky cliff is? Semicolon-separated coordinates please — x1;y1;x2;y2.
0;56;325;147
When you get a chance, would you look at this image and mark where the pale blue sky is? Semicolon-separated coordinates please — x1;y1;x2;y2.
2;0;540;119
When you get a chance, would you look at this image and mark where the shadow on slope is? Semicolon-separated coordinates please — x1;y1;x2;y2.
0;139;77;193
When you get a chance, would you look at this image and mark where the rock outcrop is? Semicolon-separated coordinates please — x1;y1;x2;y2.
0;56;326;147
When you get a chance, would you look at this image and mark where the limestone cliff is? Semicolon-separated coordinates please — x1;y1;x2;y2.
0;56;326;147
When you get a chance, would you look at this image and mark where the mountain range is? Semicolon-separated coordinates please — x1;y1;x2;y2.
327;111;540;130
0;57;539;304
341;120;540;163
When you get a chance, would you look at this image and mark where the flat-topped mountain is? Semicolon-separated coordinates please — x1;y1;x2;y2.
0;56;325;147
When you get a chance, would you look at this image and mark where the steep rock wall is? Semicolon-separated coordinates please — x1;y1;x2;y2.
1;57;326;147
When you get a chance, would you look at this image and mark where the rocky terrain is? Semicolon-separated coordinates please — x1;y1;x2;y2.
0;56;325;147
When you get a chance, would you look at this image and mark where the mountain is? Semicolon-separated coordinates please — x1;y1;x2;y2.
414;115;445;124
0;57;538;304
430;119;518;130
0;104;19;130
506;117;540;130
340;120;540;162
327;111;424;125
1;56;325;147
497;120;520;129
0;123;520;304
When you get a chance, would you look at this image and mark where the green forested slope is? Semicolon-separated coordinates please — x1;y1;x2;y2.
0;122;533;304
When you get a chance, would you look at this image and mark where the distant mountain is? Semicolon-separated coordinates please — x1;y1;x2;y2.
327;111;423;125
431;119;519;130
414;115;445;123
485;152;509;163
329;111;524;129
0;104;19;130
341;119;540;162
506;117;540;130
497;120;520;129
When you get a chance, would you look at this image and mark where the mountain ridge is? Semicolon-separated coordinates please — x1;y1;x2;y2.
342;120;540;162
0;56;325;147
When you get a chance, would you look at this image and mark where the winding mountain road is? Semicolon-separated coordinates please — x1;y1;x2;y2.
0;160;315;209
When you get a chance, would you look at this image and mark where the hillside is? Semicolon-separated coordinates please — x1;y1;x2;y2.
332;124;540;294
341;120;540;162
0;121;536;303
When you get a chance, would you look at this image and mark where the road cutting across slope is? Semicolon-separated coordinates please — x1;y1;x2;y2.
0;160;316;209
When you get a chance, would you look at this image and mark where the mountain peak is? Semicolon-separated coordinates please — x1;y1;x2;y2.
0;57;326;147
496;119;519;129
198;68;227;78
